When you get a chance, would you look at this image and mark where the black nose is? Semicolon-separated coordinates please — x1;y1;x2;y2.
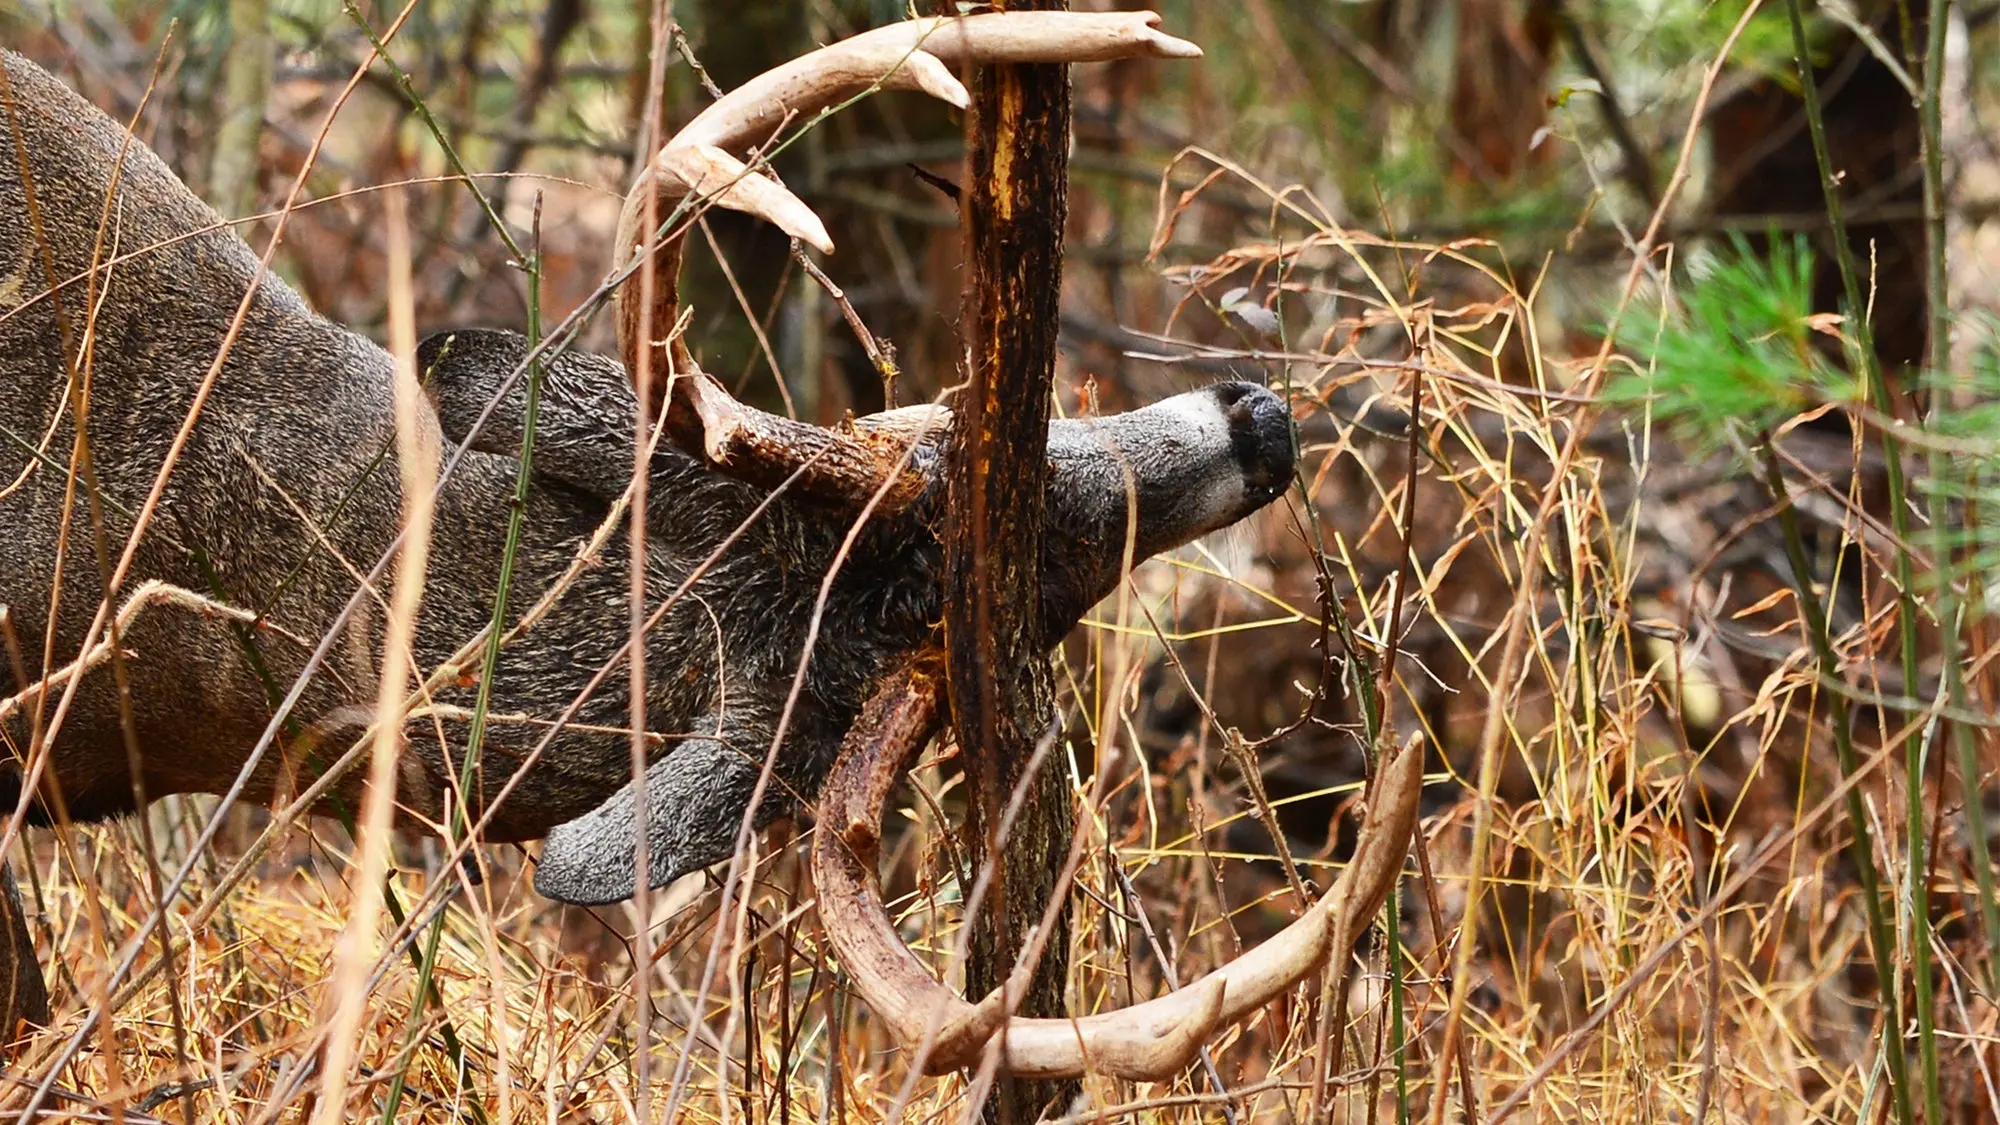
1213;381;1295;500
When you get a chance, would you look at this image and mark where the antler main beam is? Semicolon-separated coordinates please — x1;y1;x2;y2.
612;12;1200;510
662;369;939;509
812;658;1427;1080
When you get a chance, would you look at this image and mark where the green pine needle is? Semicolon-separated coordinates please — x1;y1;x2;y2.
1607;235;1861;451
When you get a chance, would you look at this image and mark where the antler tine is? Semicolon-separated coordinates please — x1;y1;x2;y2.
814;660;1426;1081
611;11;1199;510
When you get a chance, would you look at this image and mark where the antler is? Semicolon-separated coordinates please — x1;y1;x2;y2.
813;657;1427;1080
612;11;1200;509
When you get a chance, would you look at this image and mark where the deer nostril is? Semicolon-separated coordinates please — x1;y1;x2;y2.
1218;383;1294;496
1211;381;1260;407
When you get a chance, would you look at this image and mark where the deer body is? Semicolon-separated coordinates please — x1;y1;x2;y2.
0;49;703;843
0;47;937;884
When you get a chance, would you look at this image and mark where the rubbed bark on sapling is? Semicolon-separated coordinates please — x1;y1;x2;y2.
940;1;1079;1119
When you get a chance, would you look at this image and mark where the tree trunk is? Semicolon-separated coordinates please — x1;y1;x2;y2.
206;0;271;218
0;862;48;1044
680;0;807;404
940;1;1077;1119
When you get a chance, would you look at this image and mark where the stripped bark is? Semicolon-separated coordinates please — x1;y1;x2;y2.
940;1;1075;1118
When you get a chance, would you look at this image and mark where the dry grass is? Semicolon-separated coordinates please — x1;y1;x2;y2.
13;191;1993;1120
7;3;2000;1123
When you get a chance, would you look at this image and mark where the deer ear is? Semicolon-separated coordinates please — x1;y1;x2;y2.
418;329;533;453
419;328;641;501
534;780;655;905
534;728;762;905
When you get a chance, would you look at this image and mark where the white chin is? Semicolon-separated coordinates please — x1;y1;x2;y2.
1185;477;1249;537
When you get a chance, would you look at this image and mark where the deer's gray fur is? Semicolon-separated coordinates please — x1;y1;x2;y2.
0;40;1291;932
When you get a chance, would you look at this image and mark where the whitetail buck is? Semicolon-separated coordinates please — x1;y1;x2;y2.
0;11;1419;1076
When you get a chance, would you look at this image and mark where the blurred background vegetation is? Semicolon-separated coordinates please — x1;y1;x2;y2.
7;0;2000;1121
21;0;1993;410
